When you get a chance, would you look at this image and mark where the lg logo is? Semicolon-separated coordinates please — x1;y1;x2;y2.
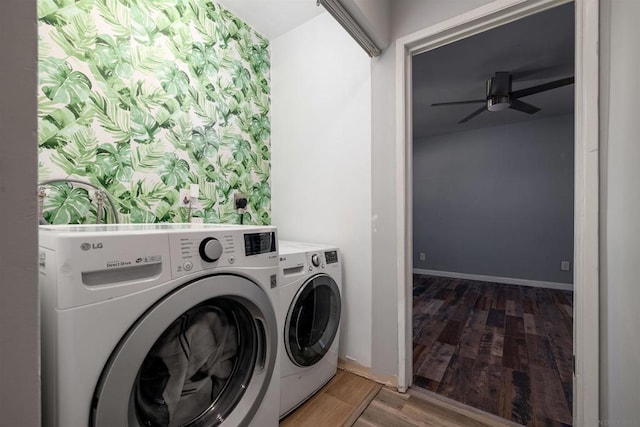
81;243;103;251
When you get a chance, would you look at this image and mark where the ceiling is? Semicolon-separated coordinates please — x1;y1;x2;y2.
412;2;575;139
216;0;325;40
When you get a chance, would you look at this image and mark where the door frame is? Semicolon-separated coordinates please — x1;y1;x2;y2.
394;0;599;425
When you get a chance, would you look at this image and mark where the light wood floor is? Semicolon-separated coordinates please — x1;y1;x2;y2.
280;369;381;427
356;386;521;427
281;369;521;427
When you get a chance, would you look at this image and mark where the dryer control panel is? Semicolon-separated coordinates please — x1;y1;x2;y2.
306;250;340;272
278;241;341;277
324;250;339;264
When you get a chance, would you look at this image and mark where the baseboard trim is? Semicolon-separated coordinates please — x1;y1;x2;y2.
412;268;573;291
338;358;398;388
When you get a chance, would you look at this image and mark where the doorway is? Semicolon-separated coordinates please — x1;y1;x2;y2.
395;0;599;425
410;4;574;424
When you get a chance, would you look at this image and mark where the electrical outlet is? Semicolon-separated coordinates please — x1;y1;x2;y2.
561;260;571;271
234;191;247;210
179;189;191;205
419;252;426;261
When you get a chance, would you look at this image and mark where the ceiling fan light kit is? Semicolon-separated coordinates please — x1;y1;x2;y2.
432;71;574;123
487;96;511;111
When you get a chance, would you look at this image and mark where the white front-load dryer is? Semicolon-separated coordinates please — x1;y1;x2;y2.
277;240;342;418
39;224;280;427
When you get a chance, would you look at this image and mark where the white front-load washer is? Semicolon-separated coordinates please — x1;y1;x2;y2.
39;223;280;427
277;240;342;418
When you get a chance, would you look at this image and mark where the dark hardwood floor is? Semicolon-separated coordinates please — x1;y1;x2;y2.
413;275;573;426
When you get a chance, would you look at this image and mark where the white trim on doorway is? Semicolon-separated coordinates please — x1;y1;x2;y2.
394;0;599;425
412;269;575;291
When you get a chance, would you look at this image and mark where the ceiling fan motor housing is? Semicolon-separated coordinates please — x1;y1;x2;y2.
486;72;512;111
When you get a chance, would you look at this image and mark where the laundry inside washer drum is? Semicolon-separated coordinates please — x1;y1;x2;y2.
134;298;257;427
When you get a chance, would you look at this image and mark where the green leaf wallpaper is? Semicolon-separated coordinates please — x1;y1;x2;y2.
38;0;271;225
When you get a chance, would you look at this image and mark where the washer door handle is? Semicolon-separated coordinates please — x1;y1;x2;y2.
254;318;266;372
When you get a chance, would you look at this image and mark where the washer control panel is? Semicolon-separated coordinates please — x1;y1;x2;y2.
171;233;236;276
199;237;224;262
169;229;277;278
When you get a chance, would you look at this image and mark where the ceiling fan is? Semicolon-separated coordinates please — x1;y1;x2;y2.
431;71;574;123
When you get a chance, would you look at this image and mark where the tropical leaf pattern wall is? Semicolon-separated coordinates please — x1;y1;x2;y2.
38;0;271;225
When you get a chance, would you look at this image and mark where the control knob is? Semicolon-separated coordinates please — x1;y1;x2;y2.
311;253;321;267
199;237;223;263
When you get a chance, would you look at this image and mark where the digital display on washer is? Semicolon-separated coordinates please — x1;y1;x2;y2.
325;250;338;264
244;232;276;256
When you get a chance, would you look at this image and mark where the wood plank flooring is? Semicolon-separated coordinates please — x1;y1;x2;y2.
282;369;520;427
413;275;573;426
280;369;381;427
355;386;521;427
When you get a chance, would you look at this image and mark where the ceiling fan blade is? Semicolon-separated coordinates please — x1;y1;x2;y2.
489;72;511;96
458;106;486;123
509;99;541;114
511;64;573;81
431;100;485;107
511;76;574;98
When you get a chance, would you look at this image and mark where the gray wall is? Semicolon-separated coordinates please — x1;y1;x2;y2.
412;115;574;284
0;0;40;425
599;0;640;424
370;0;493;377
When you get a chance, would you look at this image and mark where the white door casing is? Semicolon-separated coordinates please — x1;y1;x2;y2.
394;0;599;425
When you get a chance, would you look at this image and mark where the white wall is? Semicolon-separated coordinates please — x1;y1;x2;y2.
271;13;373;367
370;0;494;376
0;0;40;424
599;0;640;424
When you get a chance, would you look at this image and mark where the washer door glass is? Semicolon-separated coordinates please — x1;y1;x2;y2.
285;274;341;367
135;298;256;426
91;274;277;427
